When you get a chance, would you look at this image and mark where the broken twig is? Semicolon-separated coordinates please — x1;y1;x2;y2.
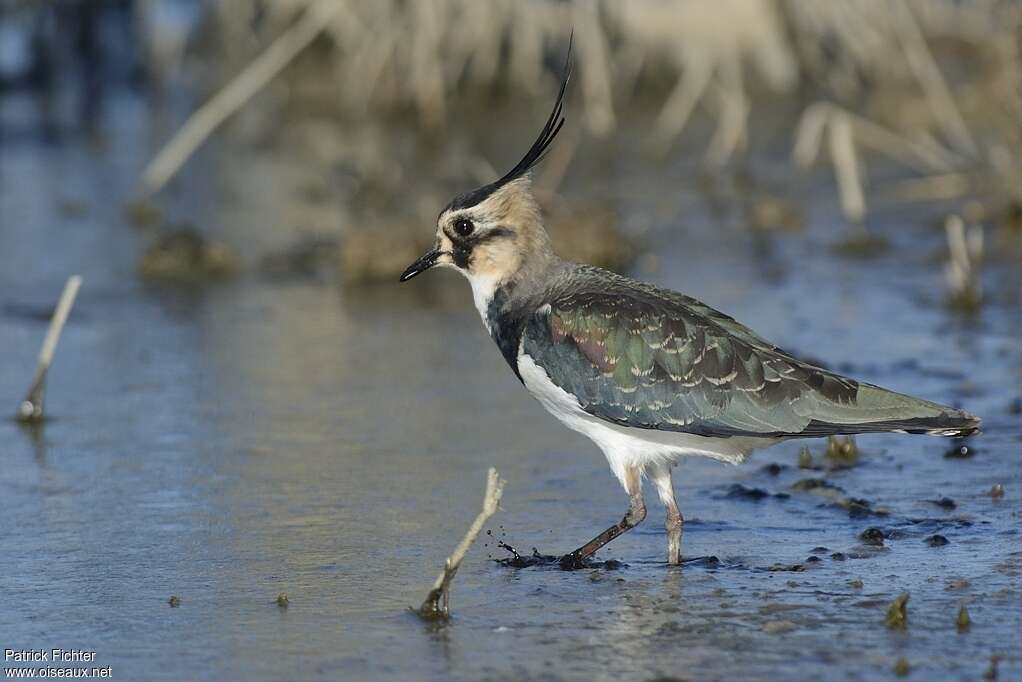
418;467;505;621
17;275;82;423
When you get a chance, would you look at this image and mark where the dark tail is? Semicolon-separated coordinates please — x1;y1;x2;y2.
796;382;981;438
799;409;981;438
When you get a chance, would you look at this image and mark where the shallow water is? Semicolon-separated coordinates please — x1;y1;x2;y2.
2;89;1021;681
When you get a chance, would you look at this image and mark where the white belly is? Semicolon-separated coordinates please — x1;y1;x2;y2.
517;352;770;487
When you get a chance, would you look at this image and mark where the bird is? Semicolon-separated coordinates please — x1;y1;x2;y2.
399;44;980;568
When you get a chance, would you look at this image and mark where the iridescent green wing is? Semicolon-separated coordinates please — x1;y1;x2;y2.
522;272;963;438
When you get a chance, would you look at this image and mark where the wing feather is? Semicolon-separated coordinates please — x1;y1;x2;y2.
521;266;976;438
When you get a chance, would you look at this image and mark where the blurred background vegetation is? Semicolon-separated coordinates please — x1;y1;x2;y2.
2;0;1020;299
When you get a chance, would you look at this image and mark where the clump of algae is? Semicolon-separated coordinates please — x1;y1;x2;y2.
957;605;971;633
885;593;910;630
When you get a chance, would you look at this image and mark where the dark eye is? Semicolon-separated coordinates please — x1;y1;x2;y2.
454;218;474;237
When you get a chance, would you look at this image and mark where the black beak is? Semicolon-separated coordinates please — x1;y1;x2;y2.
399;248;441;282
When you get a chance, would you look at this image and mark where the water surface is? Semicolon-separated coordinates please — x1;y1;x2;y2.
1;90;1020;681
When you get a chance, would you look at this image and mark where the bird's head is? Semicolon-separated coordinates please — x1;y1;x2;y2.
400;39;572;289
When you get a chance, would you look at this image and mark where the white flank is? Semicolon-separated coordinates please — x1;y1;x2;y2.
517;352;771;491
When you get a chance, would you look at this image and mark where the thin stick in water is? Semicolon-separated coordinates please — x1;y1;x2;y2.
418;467;505;620
17;275;82;422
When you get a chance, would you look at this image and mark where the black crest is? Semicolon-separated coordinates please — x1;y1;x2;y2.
446;35;573;212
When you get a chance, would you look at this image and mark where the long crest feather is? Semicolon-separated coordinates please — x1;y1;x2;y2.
495;33;573;186
446;34;573;212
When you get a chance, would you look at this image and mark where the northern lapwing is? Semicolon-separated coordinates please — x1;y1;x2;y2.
399;45;980;567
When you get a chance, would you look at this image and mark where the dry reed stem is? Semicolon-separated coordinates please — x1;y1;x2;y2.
536;123;580;196
705;57;748;167
892;1;977;156
792;102;830;168
138;0;344;197
827;112;866;224
653;51;713;148
574;0;615;136
794;102;957;174
418;467;505;620
879;173;972;203
17;275;82;422
850;116;959;172
944;214;983;309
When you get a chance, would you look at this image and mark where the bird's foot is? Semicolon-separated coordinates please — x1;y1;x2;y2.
558;550;589;570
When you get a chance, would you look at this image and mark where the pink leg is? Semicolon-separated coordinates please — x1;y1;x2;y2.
560;465;645;569
648;463;684;565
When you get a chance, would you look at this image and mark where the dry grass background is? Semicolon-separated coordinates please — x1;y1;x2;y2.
9;0;1019;294
119;0;1022;299
142;0;1022;214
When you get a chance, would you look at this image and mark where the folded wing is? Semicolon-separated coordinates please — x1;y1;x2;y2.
522;269;978;439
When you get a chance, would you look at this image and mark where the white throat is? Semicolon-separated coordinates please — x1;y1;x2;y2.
466;272;502;331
